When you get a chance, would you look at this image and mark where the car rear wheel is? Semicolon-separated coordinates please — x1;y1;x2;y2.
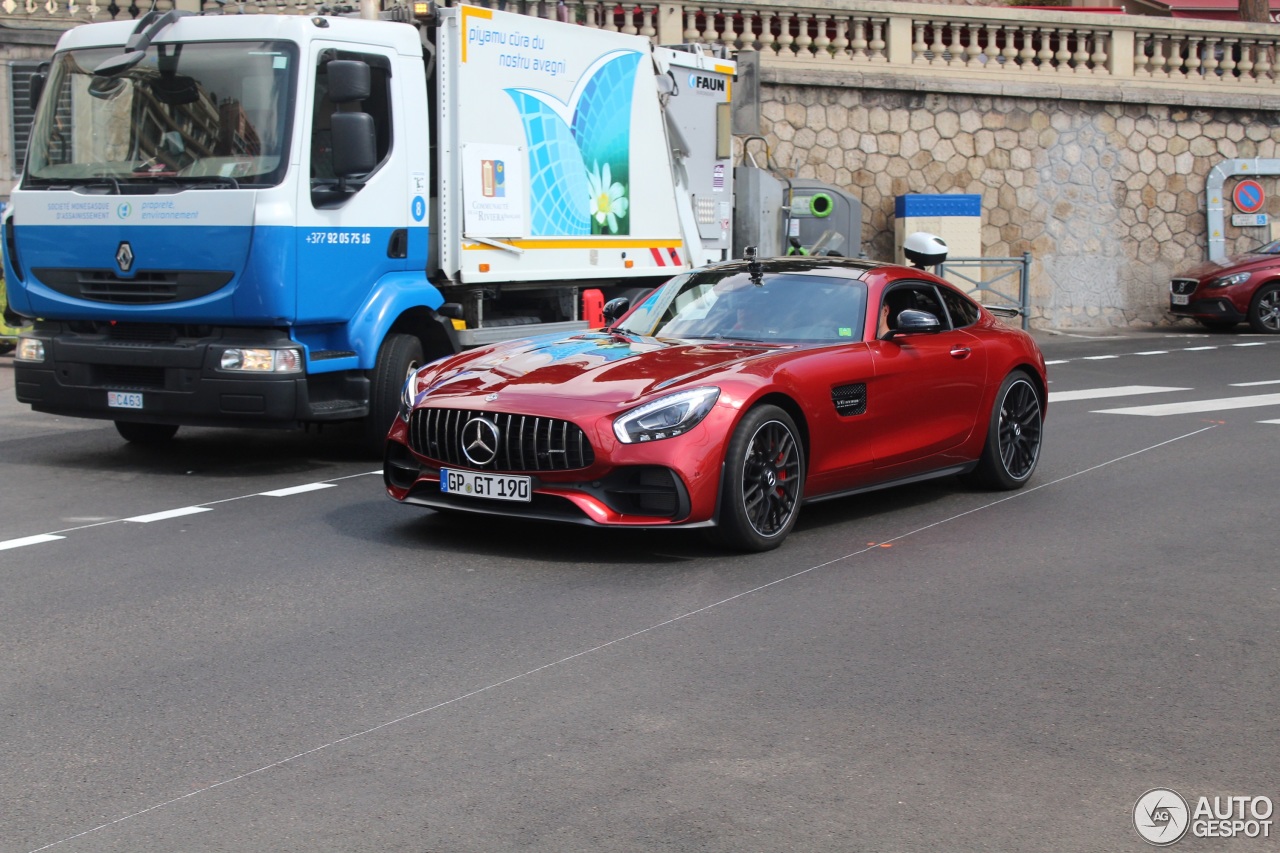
114;421;179;445
1247;283;1280;333
966;370;1042;490
710;405;804;552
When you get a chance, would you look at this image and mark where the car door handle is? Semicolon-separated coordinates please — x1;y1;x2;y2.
950;346;972;358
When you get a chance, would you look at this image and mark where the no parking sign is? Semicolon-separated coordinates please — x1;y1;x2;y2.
1233;179;1266;214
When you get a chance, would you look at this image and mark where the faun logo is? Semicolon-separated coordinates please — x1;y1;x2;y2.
687;73;726;93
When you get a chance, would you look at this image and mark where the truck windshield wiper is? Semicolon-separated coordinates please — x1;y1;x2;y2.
179;175;241;190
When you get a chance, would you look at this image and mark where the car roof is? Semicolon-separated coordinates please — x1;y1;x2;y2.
697;256;890;280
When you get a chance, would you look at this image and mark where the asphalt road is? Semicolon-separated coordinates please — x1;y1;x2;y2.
2;326;1278;853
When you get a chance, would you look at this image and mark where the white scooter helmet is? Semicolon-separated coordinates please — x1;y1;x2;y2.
903;232;948;268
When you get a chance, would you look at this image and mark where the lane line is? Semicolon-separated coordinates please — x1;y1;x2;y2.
1048;385;1189;403
124;507;214;524
1094;392;1280;417
1231;379;1280;387
258;483;338;497
1044;359;1069;365
1082;355;1120;360
1183;346;1218;351
1259;419;1280;424
1234;342;1267;347
0;534;66;551
2;472;384;550
1135;350;1169;356
26;425;1219;853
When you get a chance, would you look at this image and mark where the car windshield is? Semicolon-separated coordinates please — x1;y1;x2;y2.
1251;239;1280;255
617;268;869;343
24;40;297;189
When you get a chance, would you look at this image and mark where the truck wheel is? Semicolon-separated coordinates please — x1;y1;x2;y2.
115;421;179;445
364;333;424;457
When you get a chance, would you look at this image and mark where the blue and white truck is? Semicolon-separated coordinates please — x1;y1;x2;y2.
3;3;738;451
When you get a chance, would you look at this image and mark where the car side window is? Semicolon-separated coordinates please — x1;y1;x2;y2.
937;286;980;328
879;282;949;337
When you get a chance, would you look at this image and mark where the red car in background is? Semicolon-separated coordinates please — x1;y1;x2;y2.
384;255;1047;552
1170;239;1280;332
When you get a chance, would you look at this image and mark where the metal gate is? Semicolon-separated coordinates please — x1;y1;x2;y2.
934;252;1032;330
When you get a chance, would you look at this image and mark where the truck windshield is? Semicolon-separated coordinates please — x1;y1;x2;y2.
24;40;297;189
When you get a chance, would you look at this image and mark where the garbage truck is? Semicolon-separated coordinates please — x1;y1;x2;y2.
3;2;857;451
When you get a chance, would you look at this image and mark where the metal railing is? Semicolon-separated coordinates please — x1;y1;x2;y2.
936;253;1032;330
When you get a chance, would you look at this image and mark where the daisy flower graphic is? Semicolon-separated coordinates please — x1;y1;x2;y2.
588;161;629;234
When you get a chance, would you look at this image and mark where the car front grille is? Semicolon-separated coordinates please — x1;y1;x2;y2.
1171;278;1198;296
408;407;595;472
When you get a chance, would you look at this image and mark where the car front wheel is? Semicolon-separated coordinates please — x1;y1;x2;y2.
966;370;1043;490
711;404;804;552
1247;283;1280;333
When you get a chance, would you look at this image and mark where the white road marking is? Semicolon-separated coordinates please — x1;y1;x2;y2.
1234;342;1268;347
1095;392;1280;417
0;534;66;551
258;483;338;497
1082;355;1120;360
1260;419;1280;424
1048;385;1189;403
1183;346;1218;351
1044;359;1069;365
25;424;1219;853
1231;379;1280;386
125;507;214;523
1135;351;1169;355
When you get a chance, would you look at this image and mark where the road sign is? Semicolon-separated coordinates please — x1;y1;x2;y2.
1233;179;1265;214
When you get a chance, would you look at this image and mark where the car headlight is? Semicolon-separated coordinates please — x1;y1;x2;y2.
1210;271;1251;288
15;337;45;363
399;372;419;422
219;348;302;373
614;387;720;444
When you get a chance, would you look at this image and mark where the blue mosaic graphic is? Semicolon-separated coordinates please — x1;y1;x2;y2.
506;51;641;236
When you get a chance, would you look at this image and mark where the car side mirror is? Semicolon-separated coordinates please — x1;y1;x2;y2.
888;309;941;337
602;297;630;324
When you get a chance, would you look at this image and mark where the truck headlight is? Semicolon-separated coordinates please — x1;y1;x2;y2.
1210;271;1251;288
15;337;45;363
614;387;720;444
219;348;302;373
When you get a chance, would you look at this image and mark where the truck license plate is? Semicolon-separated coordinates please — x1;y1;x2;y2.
108;391;144;409
440;468;531;502
1171;294;1190;306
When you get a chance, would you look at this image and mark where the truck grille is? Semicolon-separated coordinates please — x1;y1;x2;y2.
31;268;233;305
408;408;595;472
1170;279;1198;296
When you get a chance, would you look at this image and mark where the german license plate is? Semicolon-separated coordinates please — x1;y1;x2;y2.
441;468;531;502
107;391;143;409
1171;294;1190;306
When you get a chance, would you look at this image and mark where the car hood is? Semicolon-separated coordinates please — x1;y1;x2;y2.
417;332;792;408
1178;252;1279;279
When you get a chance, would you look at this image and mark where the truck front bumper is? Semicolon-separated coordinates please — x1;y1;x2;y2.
13;323;368;428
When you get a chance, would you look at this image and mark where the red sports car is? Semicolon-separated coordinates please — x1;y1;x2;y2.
1169;238;1280;332
384;255;1047;551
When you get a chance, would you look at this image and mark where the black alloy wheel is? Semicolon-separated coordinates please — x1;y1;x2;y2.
966;370;1043;490
1248;283;1280;333
712;404;805;552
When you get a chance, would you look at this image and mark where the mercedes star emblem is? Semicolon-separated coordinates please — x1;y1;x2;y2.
461;416;501;467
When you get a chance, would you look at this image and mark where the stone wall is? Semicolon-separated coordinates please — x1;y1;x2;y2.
758;85;1280;329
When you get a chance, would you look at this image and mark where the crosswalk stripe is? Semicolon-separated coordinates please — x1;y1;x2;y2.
1231;379;1280;387
1048;385;1189;403
1260;419;1280;424
1095;392;1280;417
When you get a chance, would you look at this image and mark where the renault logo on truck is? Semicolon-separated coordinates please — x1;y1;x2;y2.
688;73;726;93
115;241;134;274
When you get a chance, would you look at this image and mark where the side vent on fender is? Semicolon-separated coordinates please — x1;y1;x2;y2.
832;383;867;416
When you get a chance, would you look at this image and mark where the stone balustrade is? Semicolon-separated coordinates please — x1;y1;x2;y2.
8;0;1280;98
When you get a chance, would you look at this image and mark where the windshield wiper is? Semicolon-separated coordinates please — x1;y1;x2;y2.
179;175;241;190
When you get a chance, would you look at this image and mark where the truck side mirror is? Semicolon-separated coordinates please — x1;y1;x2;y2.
330;112;377;179
28;67;48;111
326;60;370;103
